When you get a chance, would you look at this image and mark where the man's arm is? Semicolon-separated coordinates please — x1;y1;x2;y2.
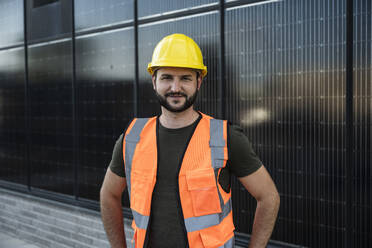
238;166;280;248
100;167;127;248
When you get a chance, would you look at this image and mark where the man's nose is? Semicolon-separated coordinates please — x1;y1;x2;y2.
170;79;182;91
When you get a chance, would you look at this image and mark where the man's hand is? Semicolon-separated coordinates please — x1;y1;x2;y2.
238;166;280;248
100;167;128;248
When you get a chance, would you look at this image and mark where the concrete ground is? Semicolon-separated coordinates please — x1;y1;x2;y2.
0;233;41;248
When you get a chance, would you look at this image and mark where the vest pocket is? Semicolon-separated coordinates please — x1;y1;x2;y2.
199;226;234;248
131;170;155;215
199;229;219;248
186;168;222;217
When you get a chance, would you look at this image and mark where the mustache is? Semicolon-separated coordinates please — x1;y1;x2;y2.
165;92;187;97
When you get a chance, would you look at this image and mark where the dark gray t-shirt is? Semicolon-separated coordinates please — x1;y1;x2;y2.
109;117;262;247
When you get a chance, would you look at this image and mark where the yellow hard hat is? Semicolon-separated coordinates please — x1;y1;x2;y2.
147;33;207;77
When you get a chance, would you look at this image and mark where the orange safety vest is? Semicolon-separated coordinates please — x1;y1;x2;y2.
123;113;235;248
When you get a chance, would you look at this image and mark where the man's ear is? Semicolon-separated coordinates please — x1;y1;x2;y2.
197;76;203;90
152;75;156;90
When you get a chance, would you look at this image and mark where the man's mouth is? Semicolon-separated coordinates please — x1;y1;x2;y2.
165;93;187;98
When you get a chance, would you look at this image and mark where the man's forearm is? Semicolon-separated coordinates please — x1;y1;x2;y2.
248;194;280;248
100;195;127;248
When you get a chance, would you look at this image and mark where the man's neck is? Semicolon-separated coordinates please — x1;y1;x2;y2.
159;107;200;129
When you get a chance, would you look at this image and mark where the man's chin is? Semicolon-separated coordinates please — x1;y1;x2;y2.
163;105;188;113
160;101;192;112
167;101;184;108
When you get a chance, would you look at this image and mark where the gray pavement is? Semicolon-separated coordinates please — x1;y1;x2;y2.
0;233;41;248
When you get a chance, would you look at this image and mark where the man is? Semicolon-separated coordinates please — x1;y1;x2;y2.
100;33;280;248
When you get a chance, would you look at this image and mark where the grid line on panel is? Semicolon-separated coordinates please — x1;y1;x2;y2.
134;0;139;117
352;0;371;247
23;0;30;190
71;0;79;200
345;0;353;246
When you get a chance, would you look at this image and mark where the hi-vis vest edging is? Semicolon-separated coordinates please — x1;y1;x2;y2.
123;113;235;248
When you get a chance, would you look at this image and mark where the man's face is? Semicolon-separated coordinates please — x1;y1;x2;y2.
152;67;202;113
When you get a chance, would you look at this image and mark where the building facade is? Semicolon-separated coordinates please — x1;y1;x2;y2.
0;0;371;247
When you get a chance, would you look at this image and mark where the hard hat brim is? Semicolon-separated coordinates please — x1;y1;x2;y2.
147;63;207;78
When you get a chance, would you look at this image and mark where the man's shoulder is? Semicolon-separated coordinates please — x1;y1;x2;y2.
229;124;244;134
227;123;255;148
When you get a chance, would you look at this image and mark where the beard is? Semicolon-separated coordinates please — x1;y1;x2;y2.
155;89;199;113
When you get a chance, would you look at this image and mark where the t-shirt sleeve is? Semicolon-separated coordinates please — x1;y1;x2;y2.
227;125;263;178
108;134;126;178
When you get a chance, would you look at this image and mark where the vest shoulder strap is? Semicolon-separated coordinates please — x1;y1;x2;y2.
124;117;149;200
209;118;226;169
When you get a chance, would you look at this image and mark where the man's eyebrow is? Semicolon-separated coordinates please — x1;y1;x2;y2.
160;74;173;77
179;74;194;79
159;74;193;78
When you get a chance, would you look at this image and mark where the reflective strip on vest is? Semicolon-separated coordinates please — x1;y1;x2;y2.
132;209;150;230
219;236;234;248
125;118;148;200
184;198;232;233
209;119;225;169
125;118;150;232
209;119;231;224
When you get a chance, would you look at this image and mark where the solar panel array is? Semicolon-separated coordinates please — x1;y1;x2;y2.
0;0;370;246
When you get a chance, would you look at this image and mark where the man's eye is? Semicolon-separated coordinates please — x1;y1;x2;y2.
182;77;192;81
